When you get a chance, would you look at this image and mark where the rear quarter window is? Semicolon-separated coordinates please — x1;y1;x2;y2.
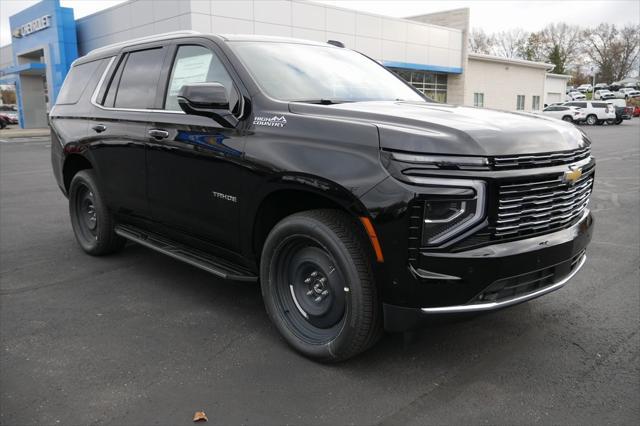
56;59;105;105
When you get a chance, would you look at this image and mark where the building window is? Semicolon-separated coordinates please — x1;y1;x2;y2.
532;95;540;111
390;68;448;103
516;95;525;110
473;92;484;107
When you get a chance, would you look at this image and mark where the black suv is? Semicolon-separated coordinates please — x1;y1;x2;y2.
50;32;594;361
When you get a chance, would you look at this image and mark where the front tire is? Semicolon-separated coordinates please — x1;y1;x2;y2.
586;114;598;125
260;209;381;362
69;170;125;255
562;115;573;122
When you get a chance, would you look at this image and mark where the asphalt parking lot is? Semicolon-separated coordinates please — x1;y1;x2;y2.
1;120;639;425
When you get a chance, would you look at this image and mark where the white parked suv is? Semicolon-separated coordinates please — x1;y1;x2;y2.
564;101;616;125
540;105;586;122
614;88;640;99
566;91;587;101
594;89;615;100
577;84;593;93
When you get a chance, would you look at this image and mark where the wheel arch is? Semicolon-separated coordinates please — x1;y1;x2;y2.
62;154;94;192
250;184;371;263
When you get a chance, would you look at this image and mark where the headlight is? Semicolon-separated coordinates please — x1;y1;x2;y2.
406;177;486;246
390;152;490;170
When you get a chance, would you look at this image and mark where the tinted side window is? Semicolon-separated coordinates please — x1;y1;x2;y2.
56;59;105;105
164;45;239;111
592;102;607;108
114;48;165;109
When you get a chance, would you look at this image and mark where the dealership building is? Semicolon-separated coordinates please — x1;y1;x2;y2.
0;0;568;128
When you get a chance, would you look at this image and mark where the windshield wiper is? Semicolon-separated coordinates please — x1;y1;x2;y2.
290;99;349;105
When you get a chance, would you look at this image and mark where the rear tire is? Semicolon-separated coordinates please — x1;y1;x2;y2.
615;119;623;125
260;209;381;362
69;170;125;255
561;115;573;122
586;114;597;125
606;119;615;125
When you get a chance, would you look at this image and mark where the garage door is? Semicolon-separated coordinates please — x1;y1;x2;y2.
546;92;561;104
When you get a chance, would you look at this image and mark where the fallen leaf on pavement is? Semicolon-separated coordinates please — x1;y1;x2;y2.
193;411;208;422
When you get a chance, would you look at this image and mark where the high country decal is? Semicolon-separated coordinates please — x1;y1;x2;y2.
253;115;287;128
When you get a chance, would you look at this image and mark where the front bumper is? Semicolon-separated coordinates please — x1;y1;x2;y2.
383;210;593;332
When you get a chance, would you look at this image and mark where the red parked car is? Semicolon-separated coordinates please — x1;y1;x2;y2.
634;105;640;117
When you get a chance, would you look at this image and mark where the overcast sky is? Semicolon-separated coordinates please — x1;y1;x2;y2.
1;0;639;47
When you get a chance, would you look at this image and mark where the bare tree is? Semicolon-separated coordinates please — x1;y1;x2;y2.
518;32;547;62
468;28;495;55
583;24;640;82
493;29;528;58
541;23;582;74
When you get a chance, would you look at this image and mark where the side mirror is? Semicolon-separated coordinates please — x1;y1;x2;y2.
177;82;238;128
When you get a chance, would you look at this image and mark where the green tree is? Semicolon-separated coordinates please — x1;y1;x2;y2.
548;44;565;73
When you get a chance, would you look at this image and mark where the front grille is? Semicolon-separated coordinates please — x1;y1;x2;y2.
492;146;590;170
493;166;594;238
472;250;585;303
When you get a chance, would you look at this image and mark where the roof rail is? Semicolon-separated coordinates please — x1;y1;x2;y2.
87;31;200;56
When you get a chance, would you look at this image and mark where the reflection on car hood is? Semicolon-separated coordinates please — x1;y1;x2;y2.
289;101;587;156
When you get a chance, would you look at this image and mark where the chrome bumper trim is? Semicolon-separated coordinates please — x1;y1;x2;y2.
420;254;586;314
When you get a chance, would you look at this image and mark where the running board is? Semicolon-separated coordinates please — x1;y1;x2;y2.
115;225;258;282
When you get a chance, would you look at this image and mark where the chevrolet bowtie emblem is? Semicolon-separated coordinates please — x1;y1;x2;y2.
563;167;582;185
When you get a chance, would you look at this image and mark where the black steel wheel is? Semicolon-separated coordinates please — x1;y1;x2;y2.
69;170;125;255
260;209;381;362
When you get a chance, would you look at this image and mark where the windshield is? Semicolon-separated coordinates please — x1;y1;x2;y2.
230;42;425;103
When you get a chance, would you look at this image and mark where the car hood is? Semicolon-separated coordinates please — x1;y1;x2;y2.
289;101;587;156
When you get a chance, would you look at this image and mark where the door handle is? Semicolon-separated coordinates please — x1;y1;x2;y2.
148;129;169;140
92;124;106;133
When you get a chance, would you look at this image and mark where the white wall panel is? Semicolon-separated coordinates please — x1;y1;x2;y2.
292;27;326;43
292;1;325;30
254;1;292;26
382;18;406;42
189;0;211;15
428;46;448;65
108;4;133;34
382;39;405;62
326;8;356;35
211;0;253;20
356;13;382;38
355;36;381;59
406;22;429;44
448;49;462;68
153;1;183;22
448;30;462;49
254;22;292;37
130;23;156;39
406;43;427;64
428;27;449;47
211;16;254;34
130;0;155;26
190;13;212;32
